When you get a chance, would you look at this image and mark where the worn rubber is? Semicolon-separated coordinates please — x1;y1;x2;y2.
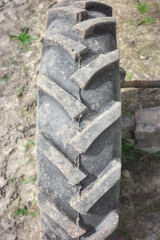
37;1;121;239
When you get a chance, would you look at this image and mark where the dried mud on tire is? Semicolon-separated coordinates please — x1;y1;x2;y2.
37;1;121;239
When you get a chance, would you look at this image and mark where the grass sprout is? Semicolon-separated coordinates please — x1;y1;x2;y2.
137;2;148;14
10;27;36;51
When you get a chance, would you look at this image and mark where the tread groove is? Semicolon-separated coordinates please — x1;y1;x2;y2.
70;101;121;153
37;133;86;185
70;50;119;89
70;160;121;214
38;74;88;120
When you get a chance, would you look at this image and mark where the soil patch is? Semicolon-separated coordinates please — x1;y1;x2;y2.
0;0;160;239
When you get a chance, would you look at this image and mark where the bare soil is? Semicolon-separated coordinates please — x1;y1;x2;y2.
0;0;160;240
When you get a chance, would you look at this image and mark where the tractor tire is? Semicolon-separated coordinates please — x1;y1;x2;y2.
37;1;121;239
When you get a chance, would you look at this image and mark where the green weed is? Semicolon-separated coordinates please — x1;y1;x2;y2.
151;205;157;212
137;2;148;14
128;16;134;25
138;16;155;25
23;127;27;133
120;65;125;69
33;192;37;203
2;75;8;83
147;151;160;166
126;72;133;80
124;232;131;239
27;158;34;163
150;204;160;212
11;207;27;218
122;140;160;163
17;208;27;216
122;140;140;161
18;175;37;184
33;199;37;205
9;27;35;51
10;178;16;183
33;197;37;206
143;16;154;25
0;75;9;85
143;149;160;157
17;86;24;96
126;112;132;116
41;10;46;14
39;26;43;31
136;2;154;26
25;139;35;152
28;206;40;218
34;12;39;17
29;212;37;218
28;196;39;218
23;65;28;71
137;48;145;55
10;198;39;219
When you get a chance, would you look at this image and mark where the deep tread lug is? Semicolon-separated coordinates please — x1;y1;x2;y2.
42;32;88;60
37;133;87;185
38;74;87;120
38;194;86;238
69;160;121;214
70;101;121;153
70;50;119;89
73;17;116;38
47;7;88;27
84;211;119;240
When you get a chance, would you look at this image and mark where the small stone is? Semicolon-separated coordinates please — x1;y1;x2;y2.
140;54;149;60
23;92;36;109
122;169;131;179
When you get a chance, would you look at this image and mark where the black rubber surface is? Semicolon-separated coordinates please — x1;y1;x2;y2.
37;1;121;239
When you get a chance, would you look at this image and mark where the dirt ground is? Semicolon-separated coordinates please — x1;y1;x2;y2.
0;0;160;239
